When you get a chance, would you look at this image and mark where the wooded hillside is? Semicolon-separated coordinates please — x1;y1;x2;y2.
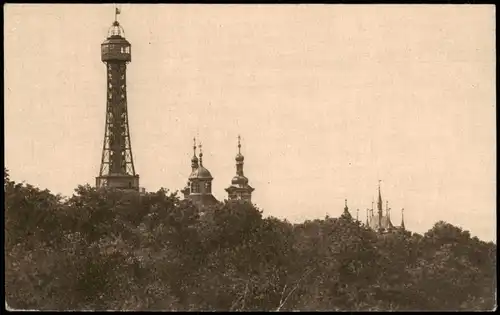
4;168;497;311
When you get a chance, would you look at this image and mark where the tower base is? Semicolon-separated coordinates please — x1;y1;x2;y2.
96;174;140;191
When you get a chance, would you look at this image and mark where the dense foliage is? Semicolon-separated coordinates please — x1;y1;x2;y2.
4;168;497;311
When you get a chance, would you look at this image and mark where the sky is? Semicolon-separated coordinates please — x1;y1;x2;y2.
4;4;496;242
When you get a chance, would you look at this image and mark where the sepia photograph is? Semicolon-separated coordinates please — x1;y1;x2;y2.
4;3;496;311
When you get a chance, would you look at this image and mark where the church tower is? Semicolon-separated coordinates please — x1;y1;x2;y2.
367;181;395;233
181;139;218;208
400;208;406;230
225;136;255;202
341;199;352;219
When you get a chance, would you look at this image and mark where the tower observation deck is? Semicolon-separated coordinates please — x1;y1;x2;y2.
96;10;140;190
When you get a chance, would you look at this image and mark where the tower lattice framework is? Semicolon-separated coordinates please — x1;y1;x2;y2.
96;12;139;190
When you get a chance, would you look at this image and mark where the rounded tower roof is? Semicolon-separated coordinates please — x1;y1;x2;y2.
235;153;244;162
231;175;248;185
107;20;126;38
189;166;213;180
189;142;212;180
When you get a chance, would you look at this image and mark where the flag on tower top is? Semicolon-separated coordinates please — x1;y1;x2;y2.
114;7;121;22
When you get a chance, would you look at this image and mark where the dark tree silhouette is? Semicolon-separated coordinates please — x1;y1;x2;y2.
4;169;497;311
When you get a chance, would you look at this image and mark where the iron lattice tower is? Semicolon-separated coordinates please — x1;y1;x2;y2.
96;12;139;190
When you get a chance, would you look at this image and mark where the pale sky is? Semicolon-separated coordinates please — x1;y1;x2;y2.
4;4;496;241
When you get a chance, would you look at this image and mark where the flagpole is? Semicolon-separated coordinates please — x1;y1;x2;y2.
114;5;120;22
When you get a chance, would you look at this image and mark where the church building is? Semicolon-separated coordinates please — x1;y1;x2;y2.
343;181;406;234
180;139;219;208
366;182;405;233
181;136;255;208
225;135;255;202
179;134;407;233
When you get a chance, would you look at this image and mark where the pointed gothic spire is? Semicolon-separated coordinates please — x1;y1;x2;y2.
401;208;405;229
377;181;383;231
356;209;359;222
377;180;383;212
366;208;369;226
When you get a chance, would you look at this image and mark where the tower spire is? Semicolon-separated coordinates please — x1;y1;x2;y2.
193;137;196;153
377;181;383;231
342;199;352;219
198;142;203;166
356;209;359;222
401;208;405;229
225;135;254;202
377;180;383;212
191;137;199;170
366;208;369;226
235;135;245;176
238;134;241;155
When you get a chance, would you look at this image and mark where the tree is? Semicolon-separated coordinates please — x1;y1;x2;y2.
4;171;497;311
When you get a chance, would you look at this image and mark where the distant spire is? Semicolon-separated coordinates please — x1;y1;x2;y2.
342;199;352;219
401;208;405;229
191;137;199;170
235;135;244;175
377;181;383;231
387;202;392;231
198;143;203;166
377;180;383;212
356;209;359;222
238;135;241;155
366;208;369;226
226;135;254;202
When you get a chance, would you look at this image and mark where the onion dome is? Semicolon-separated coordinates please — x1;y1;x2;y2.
189;143;213;179
231;175;249;186
189;166;213;180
